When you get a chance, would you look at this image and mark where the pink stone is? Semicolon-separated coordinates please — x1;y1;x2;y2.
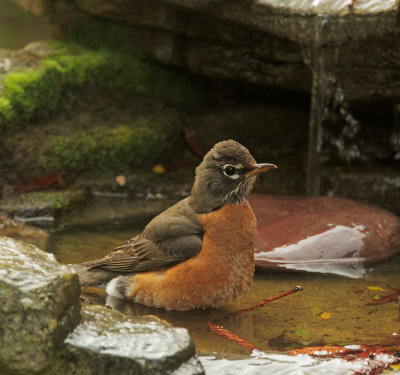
249;194;400;277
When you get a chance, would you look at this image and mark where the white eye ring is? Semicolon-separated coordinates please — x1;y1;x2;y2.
223;164;240;179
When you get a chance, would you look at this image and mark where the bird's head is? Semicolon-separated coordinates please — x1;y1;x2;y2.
190;140;276;212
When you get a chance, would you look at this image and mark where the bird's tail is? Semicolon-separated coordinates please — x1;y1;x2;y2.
70;263;117;287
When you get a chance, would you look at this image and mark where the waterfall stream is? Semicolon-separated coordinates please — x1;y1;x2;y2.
303;13;363;196
304;15;338;196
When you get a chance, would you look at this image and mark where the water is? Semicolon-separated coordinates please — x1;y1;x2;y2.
304;15;364;196
42;198;400;374
304;15;337;196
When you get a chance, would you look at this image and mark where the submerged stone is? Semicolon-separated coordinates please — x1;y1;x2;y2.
250;194;400;278
55;304;204;375
0;236;81;374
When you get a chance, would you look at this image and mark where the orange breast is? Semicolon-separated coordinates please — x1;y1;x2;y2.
126;201;257;310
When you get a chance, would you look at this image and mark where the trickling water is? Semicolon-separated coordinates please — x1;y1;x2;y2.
304;15;338;196
304;14;363;196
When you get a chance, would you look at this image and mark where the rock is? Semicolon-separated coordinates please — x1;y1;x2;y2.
0;191;87;228
10;0;400;101
0;236;81;374
0;235;203;374
322;168;400;215
164;0;399;44
8;0;53;23
52;304;205;375
0;213;49;249
250;194;400;278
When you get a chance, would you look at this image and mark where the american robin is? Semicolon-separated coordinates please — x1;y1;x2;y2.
75;140;276;310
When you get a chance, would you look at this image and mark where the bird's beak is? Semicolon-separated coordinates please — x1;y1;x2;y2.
245;163;277;179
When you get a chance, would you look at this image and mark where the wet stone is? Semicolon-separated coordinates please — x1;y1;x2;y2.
0;213;49;249
250;194;400;278
58;304;205;375
0;236;81;374
0;191;87;228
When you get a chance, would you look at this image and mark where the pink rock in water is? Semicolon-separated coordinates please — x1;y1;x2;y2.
249;194;400;278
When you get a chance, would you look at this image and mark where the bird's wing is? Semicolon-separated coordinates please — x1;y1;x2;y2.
83;215;203;273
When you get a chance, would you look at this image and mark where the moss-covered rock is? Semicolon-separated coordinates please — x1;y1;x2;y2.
10;114;182;178
0;97;15;126
2;59;63;121
0;40;203;131
37;123;167;173
0;191;86;228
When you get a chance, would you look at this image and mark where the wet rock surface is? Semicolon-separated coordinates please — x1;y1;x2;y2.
57;304;204;375
250;194;400;277
0;235;204;375
0;236;81;374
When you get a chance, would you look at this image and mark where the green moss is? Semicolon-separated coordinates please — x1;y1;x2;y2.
36;191;79;211
63;15;141;54
3;60;63;121
0;97;15;128
0;191;85;216
37;121;169;174
0;41;202;130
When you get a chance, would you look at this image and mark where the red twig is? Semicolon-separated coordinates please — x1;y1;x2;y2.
289;334;400;365
206;286;303;352
367;286;400;305
234;286;303;315
206;322;260;351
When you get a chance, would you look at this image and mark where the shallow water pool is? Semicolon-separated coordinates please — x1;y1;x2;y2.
45;198;400;373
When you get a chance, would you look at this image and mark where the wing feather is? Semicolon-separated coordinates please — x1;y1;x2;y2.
83;200;203;273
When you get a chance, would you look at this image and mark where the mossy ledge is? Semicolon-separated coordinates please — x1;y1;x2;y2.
0;40;203;130
0;191;86;218
36;122;171;174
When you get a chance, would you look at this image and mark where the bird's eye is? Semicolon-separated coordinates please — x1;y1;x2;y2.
223;165;240;179
224;165;236;176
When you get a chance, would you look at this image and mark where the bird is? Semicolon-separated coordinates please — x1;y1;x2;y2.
74;140;276;310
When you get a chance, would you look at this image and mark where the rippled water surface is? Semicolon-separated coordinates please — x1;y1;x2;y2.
45;198;400;374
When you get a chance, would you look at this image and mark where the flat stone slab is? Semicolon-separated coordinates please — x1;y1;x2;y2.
257;0;398;14
61;305;204;375
0;191;87;228
162;0;400;44
250;194;400;278
0;236;81;374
